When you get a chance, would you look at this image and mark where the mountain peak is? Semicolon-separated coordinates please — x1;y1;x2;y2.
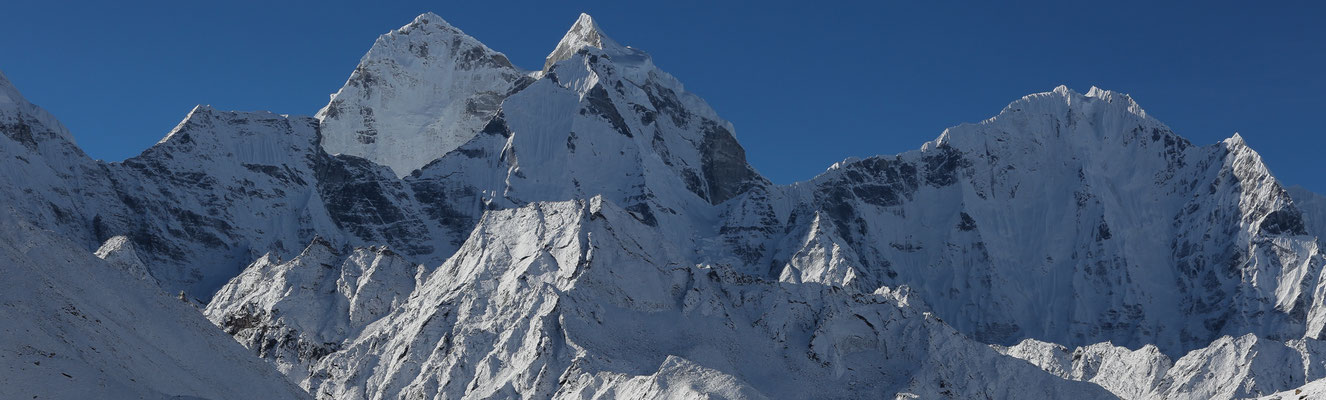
411;12;447;26
1225;132;1246;147
0;69;24;107
544;13;624;71
995;85;1151;123
398;12;464;36
0;69;77;144
316;12;527;177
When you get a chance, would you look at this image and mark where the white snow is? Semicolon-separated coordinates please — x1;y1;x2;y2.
0;70;75;144
0;215;308;399
317;12;528;177
204;240;420;379
285;197;1112;399
94;235;156;283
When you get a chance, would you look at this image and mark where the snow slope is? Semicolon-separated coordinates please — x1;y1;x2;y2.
0;214;308;399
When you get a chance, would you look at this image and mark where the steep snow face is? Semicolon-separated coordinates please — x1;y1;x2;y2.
543;13;626;71
403;12;765;244
318;13;530;177
0;73;359;298
1;11;769;301
204;239;420;379
719;86;1325;356
98;104;464;297
1001;335;1326;400
0;215;308;400
387;13;767;283
299;197;1112;400
0;70;120;252
101;106;338;295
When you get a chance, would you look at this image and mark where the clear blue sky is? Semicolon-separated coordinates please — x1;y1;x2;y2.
2;1;1323;192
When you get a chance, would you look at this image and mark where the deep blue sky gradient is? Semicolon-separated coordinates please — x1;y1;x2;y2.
2;1;1323;192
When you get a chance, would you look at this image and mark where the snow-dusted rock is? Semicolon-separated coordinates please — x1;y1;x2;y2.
0;71;121;251
94;235;156;283
101;106;338;295
204;239;419;379
720;85;1326;357
996;339;1170;399
1001;335;1326;399
300;197;1112;399
1151;334;1326;399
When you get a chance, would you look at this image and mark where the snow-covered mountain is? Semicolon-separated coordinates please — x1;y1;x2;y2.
2;10;1325;400
718;86;1325;357
0;69;311;399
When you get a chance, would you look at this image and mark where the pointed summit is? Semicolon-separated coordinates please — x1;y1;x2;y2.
1225;132;1246;147
397;12;469;37
409;12;449;27
544;13;624;71
0;69;24;107
0;69;76;144
316;12;527;177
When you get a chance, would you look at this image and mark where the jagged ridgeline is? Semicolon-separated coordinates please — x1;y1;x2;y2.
1;11;1325;400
